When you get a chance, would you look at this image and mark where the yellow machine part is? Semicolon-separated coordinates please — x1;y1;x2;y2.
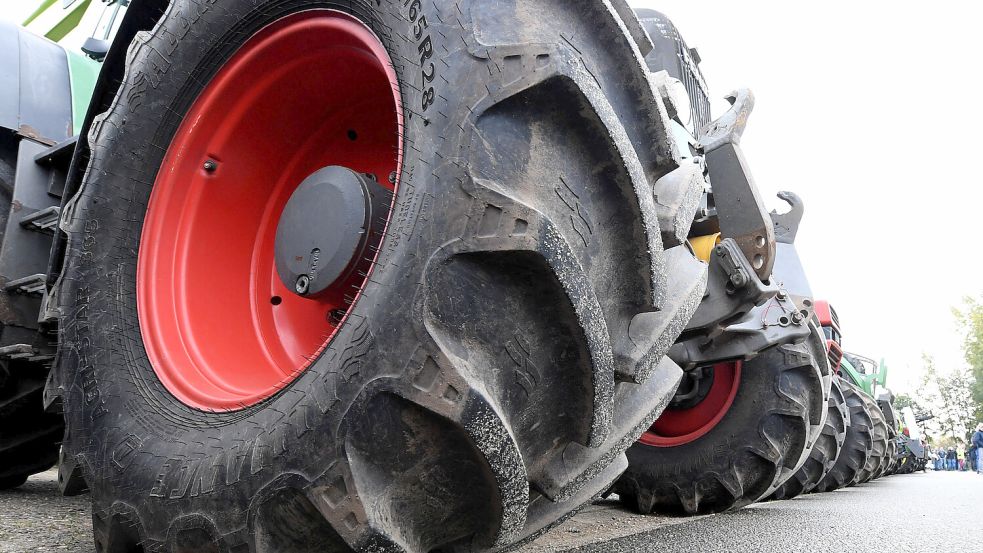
688;233;721;262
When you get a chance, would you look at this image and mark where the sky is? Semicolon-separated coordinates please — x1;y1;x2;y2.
3;2;981;395
632;1;983;394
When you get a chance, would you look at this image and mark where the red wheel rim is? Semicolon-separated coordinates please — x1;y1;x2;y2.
639;361;741;447
137;10;402;411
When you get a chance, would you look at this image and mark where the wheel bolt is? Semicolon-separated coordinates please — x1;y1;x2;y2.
203;159;218;172
295;275;311;295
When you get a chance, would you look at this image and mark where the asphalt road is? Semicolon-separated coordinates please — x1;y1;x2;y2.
0;467;977;552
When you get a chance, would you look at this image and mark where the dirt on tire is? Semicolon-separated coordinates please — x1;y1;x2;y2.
614;328;827;515
49;1;706;551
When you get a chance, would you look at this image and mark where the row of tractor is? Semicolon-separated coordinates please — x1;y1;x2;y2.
0;2;923;551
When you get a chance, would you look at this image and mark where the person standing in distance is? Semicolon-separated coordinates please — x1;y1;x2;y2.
973;424;983;475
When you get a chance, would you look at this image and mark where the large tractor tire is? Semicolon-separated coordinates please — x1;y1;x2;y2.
52;1;706;551
0;360;63;489
613;329;827;515
873;410;897;479
768;374;848;500
855;393;888;483
880;434;898;477
812;378;873;492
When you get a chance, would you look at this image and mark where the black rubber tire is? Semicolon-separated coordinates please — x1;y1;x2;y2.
0;360;63;489
855;392;888;483
0;474;28;489
880;434;898;477
812;377;873;492
768;373;848;500
54;2;706;551
895;452;916;475
614;331;826;515
873;408;897;479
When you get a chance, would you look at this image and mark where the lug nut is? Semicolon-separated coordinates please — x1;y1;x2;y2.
295;275;311;295
388;171;397;184
203;159;218;172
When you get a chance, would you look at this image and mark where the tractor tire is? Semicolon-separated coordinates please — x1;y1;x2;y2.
53;2;706;552
895;453;916;475
880;434;898;476
855;393;888;483
768;373;848;500
613;329;827;515
812;378;873;492
0;361;63;489
0;134;63;489
874;411;898;478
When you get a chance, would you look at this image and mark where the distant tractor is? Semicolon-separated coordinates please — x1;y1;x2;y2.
893;407;933;474
807;301;896;493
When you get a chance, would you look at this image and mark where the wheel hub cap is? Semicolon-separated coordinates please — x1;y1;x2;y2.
274;167;388;297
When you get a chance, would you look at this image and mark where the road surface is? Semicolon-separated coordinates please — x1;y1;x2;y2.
0;467;975;552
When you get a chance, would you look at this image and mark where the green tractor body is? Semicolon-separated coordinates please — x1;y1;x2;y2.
5;0;121;139
839;354;888;398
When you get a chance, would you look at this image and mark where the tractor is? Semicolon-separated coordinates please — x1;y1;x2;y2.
892;406;933;474
1;1;850;550
801;300;898;493
611;10;831;515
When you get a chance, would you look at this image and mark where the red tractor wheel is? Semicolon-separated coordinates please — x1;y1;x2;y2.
616;328;827;515
54;2;707;551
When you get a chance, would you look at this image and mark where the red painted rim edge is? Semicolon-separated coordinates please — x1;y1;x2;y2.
639;361;742;447
136;10;403;411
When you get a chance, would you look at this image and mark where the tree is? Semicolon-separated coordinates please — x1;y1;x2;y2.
894;392;928;415
918;354;976;442
953;296;983;421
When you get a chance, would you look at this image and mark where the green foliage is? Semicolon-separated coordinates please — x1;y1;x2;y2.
953;296;983;421
894;392;926;414
919;354;976;441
